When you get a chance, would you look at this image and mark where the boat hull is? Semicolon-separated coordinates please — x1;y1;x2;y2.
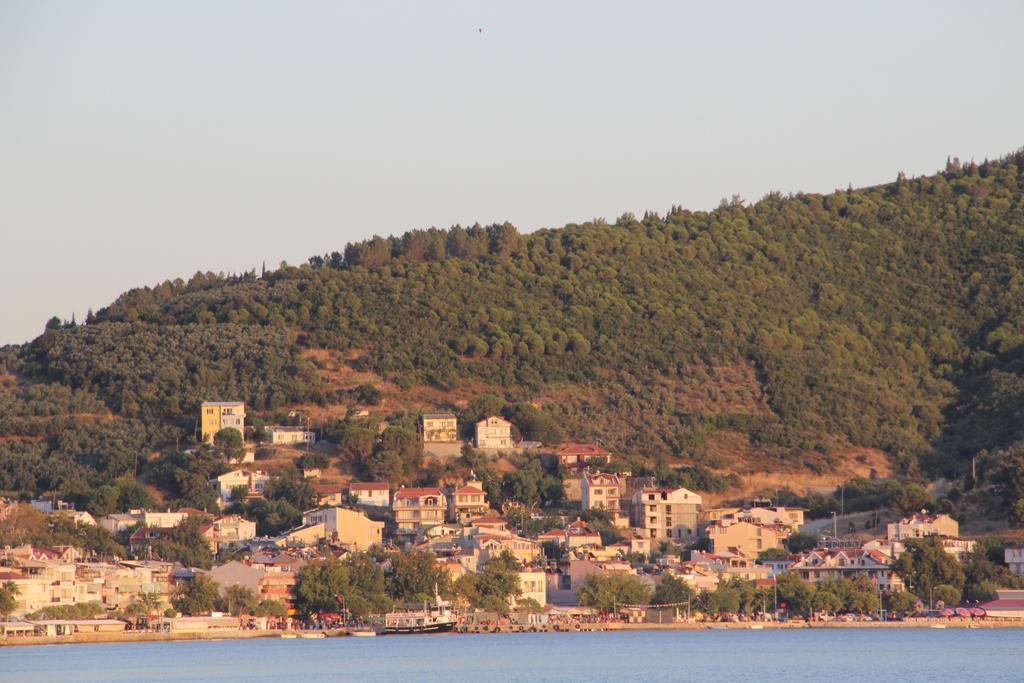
384;621;455;635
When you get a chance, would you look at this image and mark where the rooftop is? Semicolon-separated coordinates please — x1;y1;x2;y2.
349;482;389;490
394;487;444;500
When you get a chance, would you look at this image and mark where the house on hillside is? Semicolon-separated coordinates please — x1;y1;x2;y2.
475;416;513;450
538;519;602;550
581;472;623;513
301;506;384;550
706;519;786;556
393;487;447;534
556;443;611;475
273;523;326;548
200;401;246;443
449;481;489;524
265;426;316;445
212;515;257;551
312;483;347;506
631;487;701;543
210;470;270;505
422;413;459;442
701;505;805;534
886;513;959;541
348;482;390;507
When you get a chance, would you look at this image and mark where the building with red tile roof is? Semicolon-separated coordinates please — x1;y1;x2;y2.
393;487;447;534
556;443;612;475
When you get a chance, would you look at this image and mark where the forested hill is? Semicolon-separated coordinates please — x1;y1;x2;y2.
4;152;1024;502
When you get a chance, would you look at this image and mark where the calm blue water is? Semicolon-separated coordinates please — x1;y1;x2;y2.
1;629;1022;682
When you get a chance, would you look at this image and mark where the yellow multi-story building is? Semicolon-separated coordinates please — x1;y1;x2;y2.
200;401;246;443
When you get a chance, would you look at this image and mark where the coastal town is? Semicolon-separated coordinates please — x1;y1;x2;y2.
1;400;1023;644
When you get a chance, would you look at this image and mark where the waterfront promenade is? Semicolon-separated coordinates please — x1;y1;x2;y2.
2;618;1022;647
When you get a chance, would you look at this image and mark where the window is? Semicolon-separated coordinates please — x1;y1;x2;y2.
593;489;603;496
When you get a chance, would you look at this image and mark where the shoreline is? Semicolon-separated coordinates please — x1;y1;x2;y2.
3;619;1023;647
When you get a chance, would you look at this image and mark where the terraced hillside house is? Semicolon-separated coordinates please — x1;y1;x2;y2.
631;486;702;543
265;426;316;445
348;482;390;507
475;416;513;449
700;505;806;535
581;472;623;513
200;401;246;443
312;483;346;506
556;443;611;475
301;506;384;550
706;519;786;556
211;515;257;551
422;413;458;442
393;487;447;534
449;481;489;524
886;513;959;541
210;469;270;505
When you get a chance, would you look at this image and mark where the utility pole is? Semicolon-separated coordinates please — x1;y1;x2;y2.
832;511;838;538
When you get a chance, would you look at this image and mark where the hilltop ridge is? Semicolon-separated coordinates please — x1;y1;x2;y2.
3;152;1024;523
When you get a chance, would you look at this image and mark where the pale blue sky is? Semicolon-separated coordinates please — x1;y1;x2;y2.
2;1;1022;345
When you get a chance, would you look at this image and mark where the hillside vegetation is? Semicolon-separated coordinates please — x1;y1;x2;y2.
3;153;1024;520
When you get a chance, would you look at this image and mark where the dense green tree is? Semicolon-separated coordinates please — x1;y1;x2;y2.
576;572;651;611
811;589;843;614
651;574;695;605
293;554;392;618
886;590;920;615
775;571;814;616
214;428;245;462
932;584;962;607
893;536;966;606
0;581;19;618
221;585;258;617
172;575;220;616
151;516;214;569
254;599;288;618
385;550;451;602
786;531;818;553
890;483;933;515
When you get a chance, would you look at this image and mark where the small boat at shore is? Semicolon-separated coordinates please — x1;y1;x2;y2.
280;633;297;639
930;624;947;629
349;628;377;637
748;624;764;630
301;632;327;639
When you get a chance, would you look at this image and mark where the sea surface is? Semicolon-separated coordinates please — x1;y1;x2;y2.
1;629;1022;682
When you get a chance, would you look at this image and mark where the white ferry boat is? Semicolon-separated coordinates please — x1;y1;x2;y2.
384;589;455;634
